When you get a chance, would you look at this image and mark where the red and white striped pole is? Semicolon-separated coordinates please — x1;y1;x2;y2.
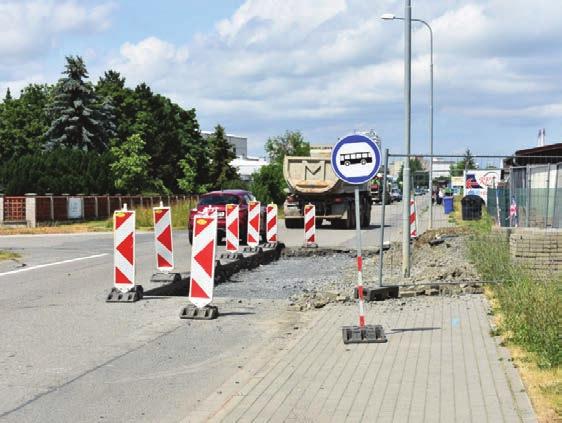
153;203;174;271
266;204;277;242
304;204;316;247
353;190;366;328
114;206;136;291
410;196;418;239
189;213;218;308
247;201;261;247
225;203;239;252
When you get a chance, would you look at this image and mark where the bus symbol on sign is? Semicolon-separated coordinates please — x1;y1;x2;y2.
340;152;373;166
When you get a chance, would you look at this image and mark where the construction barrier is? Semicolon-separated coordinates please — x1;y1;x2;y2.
150;205;181;283
107;206;143;302
266;204;278;242
247;200;261;247
225;203;239;252
153;206;174;270
304;204;317;247
410;196;418;238
181;212;219;319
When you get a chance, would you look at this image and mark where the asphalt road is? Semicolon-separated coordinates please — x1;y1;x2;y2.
0;201;416;422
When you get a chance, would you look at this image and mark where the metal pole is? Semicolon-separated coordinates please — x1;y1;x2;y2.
354;188;366;327
545;163;551;228
427;22;434;229
402;0;412;277
525;165;531;227
378;149;389;287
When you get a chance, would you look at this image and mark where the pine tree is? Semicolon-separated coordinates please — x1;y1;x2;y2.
208;124;239;190
46;56;106;152
4;88;12;102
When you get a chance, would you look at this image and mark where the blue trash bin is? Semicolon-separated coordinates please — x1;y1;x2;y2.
443;196;454;214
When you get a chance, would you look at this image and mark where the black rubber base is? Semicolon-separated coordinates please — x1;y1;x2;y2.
179;304;219;320
342;324;387;344
149;272;181;283
353;286;400;302
106;285;144;303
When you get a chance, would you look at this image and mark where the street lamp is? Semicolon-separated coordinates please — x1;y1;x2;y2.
381;12;434;229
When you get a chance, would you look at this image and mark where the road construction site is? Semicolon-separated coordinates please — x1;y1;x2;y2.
0;200;537;422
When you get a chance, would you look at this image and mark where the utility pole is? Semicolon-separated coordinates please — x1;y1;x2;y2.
402;0;412;277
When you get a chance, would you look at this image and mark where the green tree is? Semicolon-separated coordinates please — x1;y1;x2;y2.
450;148;477;176
250;163;286;205
0;84;51;163
110;134;151;193
265;130;310;165
207;124;239;189
397;158;426;187
46;56;107;152
0;149;113;195
177;154;206;194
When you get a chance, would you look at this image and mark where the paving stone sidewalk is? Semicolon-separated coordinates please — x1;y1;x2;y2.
187;295;536;423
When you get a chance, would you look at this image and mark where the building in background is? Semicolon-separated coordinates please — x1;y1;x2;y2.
432;158;455;179
389;160;403;177
231;156;269;181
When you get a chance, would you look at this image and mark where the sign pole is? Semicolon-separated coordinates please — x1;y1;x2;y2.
331;133;387;344
354;188;365;327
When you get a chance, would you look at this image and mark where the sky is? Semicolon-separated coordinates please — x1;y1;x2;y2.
1;0;561;157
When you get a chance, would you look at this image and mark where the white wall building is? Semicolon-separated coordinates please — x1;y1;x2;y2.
231;156;269;181
432;158;455;178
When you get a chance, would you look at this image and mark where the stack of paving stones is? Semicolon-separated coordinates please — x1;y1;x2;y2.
507;227;562;275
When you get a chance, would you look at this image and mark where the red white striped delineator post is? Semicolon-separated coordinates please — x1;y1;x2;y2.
189;213;218;308
153;206;174;271
410;196;418;238
247;201;261;247
356;255;365;327
225;203;239;252
304;204;316;246
266;204;277;242
114;209;136;292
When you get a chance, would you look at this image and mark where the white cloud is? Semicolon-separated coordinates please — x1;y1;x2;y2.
64;1;562;152
114;37;189;83
0;1;114;63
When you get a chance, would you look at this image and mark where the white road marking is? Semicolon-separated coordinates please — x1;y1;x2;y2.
0;253;108;277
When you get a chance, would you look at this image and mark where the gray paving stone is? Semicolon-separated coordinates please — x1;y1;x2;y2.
187;296;537;423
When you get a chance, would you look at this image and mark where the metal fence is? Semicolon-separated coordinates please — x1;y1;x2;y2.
372;153;562;288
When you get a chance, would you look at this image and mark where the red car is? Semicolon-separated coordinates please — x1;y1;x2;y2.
188;190;267;245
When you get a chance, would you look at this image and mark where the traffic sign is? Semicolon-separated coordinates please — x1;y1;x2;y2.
331;134;382;184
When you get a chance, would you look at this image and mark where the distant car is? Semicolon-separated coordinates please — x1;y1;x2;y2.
188;189;266;245
414;188;425;196
390;188;402;202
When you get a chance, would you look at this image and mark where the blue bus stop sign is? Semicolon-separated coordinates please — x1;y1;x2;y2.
331;134;382;184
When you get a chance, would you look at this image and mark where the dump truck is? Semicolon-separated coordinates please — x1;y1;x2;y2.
283;145;372;229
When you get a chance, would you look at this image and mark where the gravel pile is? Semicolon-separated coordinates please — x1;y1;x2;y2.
374;235;481;286
215;230;483;311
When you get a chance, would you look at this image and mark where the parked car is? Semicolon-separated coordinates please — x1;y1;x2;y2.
188;190;266;245
390;188;402;202
414;188;425;196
